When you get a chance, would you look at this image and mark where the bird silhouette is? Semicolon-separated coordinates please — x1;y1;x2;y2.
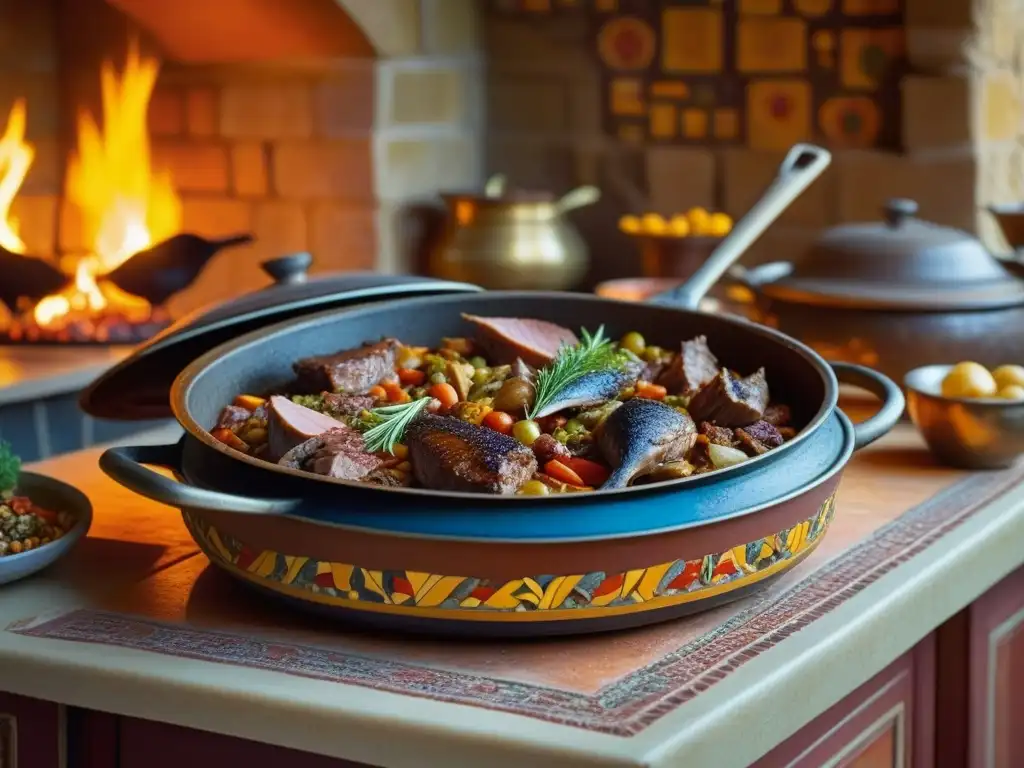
0;247;69;310
103;233;253;306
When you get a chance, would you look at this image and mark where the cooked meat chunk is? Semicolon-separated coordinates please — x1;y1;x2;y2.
216;405;251;432
597;398;698;488
742;419;785;448
762;403;792;427
698;421;735;447
366;468;414;487
278;427;381;480
687;368;769;427
405;414;537;494
642;359;667;383
532;433;571;464
657;335;719;395
322;393;375;417
293;338;399;394
461;314;578;368
267;395;347;460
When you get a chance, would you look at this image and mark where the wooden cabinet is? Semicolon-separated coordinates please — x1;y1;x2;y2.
0;693;63;768
752;637;935;767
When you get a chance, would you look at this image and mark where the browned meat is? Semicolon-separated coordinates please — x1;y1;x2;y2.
642;359;667;383
689;435;715;474
596;398;697;489
687;368;769;428
461;314;578;368
531;433;571;464
778;426;797;440
322;393;375;417
366;467;414;487
293;338;399;394
762;403;792;427
278;427;381;480
267;395;347;460
698;421;735;447
216;405;251;432
405;414;537;494
657;336;719;395
742;420;785;448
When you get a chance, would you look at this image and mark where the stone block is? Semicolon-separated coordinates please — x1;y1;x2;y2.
0;73;60;139
272;140;373;201
148;87;184;137
376;135;481;201
313;66;375;137
721;149;836;226
645;147;717;214
0;1;57;74
901;75;973;151
905;0;973;29
309;203;377;271
906;28;974;73
151;141;230;193
186;87;218;137
484;15;594;76
420;0;480;54
388;67;466;126
337;0;421;57
22;137;61;196
251;200;308;262
219;82;312;139
10;194;57;258
487;74;568;134
179;196;252;239
230;142;268;197
836;150;978;231
980;70;1021;142
485;137;575;192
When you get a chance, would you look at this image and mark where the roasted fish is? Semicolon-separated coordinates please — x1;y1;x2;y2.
532;369;634;418
596;398;697;489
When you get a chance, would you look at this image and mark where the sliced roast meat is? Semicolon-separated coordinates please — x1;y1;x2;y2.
687;368;769;428
293;338;399;394
531;433;571;464
597;398;697;489
278;427;381;480
657;335;719;395
267;395;348;460
322;392;375;417
461;314;578;369
216;405;251;432
698;421;735;447
762;403;792;427
405;414;537;494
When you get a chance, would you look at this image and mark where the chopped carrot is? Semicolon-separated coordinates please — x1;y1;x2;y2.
428;382;459;412
382;381;407;402
398;368;426;386
232;394;266;411
563;457;611;487
635;381;668;400
367;385;388;401
211;427;250;453
483;410;515;435
544;459;585;487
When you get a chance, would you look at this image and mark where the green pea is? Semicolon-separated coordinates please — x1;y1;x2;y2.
469;356;488;369
620;331;646;356
564;418;585;434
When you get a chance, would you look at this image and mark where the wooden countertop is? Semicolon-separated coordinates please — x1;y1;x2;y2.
0;417;1022;768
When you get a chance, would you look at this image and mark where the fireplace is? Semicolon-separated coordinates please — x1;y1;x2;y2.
0;0;486;345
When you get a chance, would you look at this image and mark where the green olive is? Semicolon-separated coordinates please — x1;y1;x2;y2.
493;377;535;414
620;331;646;356
564;418;584;434
518;479;550;496
469;356;488;369
512;419;542;446
429;372;448;385
642;345;665;362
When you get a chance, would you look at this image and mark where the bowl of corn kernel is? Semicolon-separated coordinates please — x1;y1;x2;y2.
619;208;734;280
905;362;1024;469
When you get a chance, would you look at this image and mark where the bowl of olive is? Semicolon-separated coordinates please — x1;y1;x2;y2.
905;362;1024;469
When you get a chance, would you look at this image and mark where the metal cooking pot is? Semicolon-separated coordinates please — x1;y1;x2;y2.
86;145;907;636
733;198;1024;383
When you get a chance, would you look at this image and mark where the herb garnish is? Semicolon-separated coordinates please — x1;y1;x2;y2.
0;440;20;499
528;326;625;419
360;398;432;454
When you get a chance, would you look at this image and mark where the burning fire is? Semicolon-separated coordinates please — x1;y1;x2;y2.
0;41;182;334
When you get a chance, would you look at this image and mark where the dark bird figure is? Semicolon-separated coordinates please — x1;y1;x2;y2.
103;233;253;306
0;247;68;310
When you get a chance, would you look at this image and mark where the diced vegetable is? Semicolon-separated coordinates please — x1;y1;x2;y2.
428;382;459;412
563;457;610;486
576;400;622;429
396;346;424;370
233;394;266;411
518;479;550;496
619;331;645;356
367;385;388;401
212;427;249;453
482;410;515;435
635;381;668;400
398;368;426;386
642;346;665;362
512;419;541;446
450;401;493;425
446;360;473;400
382;381;408;403
392;443;409;460
708;443;749;469
441;337;474;357
469;356;488;369
544;459;585;487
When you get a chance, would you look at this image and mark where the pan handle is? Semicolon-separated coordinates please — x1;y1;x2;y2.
99;442;300;516
650;143;831;310
830;363;905;451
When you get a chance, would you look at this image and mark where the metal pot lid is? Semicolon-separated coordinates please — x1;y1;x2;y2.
758;198;1024;311
80;252;482;420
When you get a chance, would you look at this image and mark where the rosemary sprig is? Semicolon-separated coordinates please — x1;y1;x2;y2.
360;397;431;454
527;325;624;419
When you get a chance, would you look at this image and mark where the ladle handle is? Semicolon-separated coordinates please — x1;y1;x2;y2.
100;442;299;516
651;143;831;310
557;185;601;213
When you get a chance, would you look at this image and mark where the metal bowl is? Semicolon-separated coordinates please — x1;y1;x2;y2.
904;364;1024;469
0;472;93;585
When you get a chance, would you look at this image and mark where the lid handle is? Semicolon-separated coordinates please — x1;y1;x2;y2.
883;198;919;228
261;252;313;285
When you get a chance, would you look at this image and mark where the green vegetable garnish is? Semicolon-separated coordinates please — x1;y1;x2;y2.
527;325;627;419
0;440;21;499
360;398;432;454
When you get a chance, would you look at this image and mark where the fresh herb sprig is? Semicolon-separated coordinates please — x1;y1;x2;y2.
528;326;625;419
360;398;431;454
0;440;20;499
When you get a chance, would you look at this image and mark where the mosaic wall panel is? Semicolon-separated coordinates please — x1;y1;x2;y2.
490;0;905;150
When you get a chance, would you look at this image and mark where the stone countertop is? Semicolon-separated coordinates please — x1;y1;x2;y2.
0;419;1022;768
0;346;133;405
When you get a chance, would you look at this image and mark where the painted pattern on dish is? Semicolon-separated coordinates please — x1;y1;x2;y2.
182;493;836;616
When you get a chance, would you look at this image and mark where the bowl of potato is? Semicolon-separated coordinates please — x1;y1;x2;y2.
618;208;733;281
904;362;1024;469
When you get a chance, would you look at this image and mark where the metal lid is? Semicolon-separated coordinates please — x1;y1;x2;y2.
759;198;1024;310
80;253;481;420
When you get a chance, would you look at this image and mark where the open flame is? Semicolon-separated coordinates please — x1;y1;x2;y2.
0;41;182;335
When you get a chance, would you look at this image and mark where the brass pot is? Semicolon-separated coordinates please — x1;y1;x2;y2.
429;186;600;291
